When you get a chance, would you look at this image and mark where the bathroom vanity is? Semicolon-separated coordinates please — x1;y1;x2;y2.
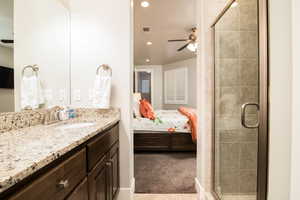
0;109;120;200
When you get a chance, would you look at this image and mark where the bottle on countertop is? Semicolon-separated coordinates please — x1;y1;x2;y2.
58;107;77;120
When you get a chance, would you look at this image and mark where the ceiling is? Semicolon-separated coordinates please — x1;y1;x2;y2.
134;0;197;65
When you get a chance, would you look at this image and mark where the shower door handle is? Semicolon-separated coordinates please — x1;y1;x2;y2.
241;103;260;129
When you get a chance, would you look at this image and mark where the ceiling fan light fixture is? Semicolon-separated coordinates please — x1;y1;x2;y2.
146;59;150;63
146;41;152;45
231;1;238;8
141;1;150;8
187;43;197;52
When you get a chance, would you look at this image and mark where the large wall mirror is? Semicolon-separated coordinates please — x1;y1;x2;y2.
0;0;71;113
0;0;14;112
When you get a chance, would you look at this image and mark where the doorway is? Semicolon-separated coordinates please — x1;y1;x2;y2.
132;0;198;197
134;69;153;103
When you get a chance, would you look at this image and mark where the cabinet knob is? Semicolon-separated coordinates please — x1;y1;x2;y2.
57;180;69;189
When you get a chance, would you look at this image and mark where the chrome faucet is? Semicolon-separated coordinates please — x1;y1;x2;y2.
44;106;62;125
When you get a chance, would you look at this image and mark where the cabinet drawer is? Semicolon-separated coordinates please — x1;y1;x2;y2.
9;149;86;200
67;178;88;200
87;125;119;171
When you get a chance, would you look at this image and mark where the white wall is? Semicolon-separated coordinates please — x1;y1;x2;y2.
70;0;133;198
268;0;293;199
290;0;300;199
135;65;163;110
163;57;197;110
14;0;70;110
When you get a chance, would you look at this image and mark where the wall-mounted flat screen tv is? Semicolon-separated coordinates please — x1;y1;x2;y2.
0;66;14;89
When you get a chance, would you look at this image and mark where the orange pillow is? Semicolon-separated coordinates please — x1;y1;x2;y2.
139;99;156;120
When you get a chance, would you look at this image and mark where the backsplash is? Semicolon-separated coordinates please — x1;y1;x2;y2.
0;108;120;134
0;110;47;133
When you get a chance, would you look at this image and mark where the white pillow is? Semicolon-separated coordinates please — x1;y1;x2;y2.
133;93;142;118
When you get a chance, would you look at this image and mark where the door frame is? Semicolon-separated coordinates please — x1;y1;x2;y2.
134;68;154;104
210;0;269;199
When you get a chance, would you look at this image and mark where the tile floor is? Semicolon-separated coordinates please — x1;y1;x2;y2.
134;194;197;200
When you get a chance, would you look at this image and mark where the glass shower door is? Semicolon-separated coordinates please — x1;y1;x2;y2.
212;0;268;199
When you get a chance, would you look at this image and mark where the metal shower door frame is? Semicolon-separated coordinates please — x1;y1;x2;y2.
210;0;269;199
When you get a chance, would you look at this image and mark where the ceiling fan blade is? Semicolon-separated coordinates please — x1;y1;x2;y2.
168;39;188;42
177;43;190;52
1;40;14;44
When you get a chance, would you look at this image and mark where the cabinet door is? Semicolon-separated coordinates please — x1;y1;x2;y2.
9;149;86;200
88;156;110;200
67;178;88;200
108;143;120;200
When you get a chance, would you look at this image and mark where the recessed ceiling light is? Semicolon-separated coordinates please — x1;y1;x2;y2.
146;59;150;63
141;1;150;8
146;41;152;45
231;1;238;8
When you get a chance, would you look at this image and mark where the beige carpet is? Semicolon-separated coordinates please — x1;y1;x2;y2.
134;194;197;200
134;152;196;193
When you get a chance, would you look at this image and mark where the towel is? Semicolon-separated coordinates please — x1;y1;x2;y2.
21;75;45;109
93;74;111;109
178;107;198;142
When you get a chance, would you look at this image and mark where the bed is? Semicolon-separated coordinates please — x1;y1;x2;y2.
133;110;196;152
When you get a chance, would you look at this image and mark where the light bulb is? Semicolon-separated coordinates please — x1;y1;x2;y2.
231;1;238;8
146;41;152;45
141;1;150;8
187;43;197;52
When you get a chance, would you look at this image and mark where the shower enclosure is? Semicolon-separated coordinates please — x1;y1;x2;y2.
211;0;268;200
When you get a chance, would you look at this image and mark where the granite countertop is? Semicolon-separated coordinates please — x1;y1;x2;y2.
0;108;120;194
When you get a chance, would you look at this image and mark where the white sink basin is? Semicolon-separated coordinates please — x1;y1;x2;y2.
55;122;95;130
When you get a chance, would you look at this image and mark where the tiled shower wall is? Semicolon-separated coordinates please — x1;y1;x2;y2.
214;0;259;196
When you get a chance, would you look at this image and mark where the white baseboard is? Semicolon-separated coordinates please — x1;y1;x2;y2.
117;178;135;200
195;178;215;200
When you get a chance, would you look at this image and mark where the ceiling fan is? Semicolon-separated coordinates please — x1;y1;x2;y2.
1;39;14;44
168;27;197;52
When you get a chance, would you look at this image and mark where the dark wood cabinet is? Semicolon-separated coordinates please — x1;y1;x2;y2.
88;156;110;200
88;142;120;200
4;123;119;200
109;143;120;200
9;149;86;200
67;178;88;200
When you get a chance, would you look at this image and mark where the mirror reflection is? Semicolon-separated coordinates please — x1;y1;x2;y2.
0;0;14;112
0;0;71;113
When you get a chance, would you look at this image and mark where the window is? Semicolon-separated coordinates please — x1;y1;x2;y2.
164;67;188;104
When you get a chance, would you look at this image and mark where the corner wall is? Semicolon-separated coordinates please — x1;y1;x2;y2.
290;0;300;198
268;0;292;199
69;0;133;198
